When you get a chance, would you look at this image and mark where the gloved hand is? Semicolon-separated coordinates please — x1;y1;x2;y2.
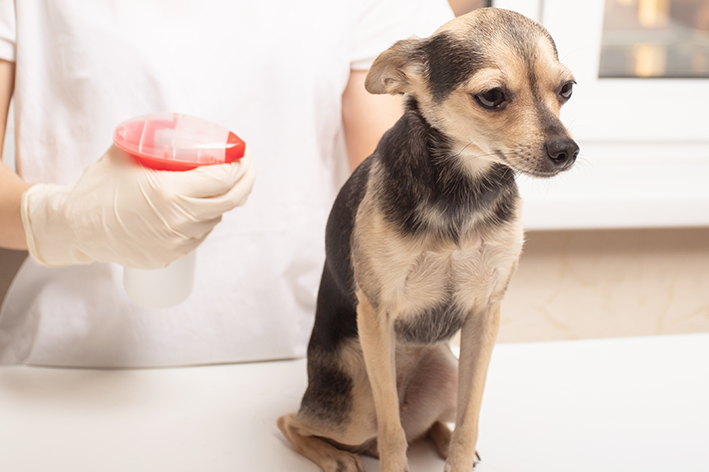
21;145;256;269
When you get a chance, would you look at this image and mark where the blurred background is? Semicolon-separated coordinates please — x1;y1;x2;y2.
2;0;708;344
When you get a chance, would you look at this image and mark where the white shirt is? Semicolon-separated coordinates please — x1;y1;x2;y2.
0;0;453;367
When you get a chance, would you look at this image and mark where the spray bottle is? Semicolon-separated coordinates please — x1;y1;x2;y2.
113;112;246;308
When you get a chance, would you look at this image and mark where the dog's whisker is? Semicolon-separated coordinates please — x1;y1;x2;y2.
452;141;476;159
491;134;528;149
573;156;593;172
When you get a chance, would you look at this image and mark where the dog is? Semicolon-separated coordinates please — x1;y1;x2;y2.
278;8;578;472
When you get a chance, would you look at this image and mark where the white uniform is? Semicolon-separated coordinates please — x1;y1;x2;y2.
0;0;453;367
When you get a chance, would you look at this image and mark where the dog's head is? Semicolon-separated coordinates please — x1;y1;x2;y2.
365;8;578;178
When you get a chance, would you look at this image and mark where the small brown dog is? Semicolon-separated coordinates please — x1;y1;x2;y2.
279;8;577;472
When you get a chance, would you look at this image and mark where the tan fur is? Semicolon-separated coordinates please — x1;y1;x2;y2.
353;159;523;318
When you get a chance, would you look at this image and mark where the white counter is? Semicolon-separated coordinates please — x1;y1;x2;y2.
1;333;707;472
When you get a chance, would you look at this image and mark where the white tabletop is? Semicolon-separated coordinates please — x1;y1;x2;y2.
1;333;707;472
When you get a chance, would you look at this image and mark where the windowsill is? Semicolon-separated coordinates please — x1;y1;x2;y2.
519;141;709;230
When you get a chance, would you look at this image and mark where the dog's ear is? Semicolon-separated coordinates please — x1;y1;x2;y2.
365;38;424;95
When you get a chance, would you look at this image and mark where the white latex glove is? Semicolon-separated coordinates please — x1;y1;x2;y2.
21;145;256;269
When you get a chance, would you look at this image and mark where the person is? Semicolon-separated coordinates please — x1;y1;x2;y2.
0;0;454;367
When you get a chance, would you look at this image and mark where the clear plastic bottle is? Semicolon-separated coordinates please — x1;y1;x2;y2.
113;112;246;308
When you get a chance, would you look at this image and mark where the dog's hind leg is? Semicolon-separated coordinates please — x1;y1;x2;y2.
427;421;453;460
277;413;366;472
356;291;409;472
444;303;501;472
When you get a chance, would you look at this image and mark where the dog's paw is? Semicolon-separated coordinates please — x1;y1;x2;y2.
473;451;482;470
379;456;410;472
443;450;481;472
325;452;365;472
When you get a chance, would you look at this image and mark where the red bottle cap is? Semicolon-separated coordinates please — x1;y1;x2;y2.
113;112;246;171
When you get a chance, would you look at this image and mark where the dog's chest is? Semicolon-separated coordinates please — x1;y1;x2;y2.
353;212;523;344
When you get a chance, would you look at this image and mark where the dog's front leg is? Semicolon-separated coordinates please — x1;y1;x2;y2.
445;303;501;472
356;290;409;472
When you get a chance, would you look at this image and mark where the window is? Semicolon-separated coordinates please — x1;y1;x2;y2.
600;0;709;78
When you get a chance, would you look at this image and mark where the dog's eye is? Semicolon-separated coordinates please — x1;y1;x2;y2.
559;81;575;100
474;88;506;110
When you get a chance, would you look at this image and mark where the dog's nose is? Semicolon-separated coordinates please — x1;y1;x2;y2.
545;138;579;169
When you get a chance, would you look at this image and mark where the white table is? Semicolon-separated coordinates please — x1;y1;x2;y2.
1;333;707;472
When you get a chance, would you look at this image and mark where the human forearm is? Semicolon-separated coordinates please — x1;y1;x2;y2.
342;70;403;172
0;161;30;250
0;59;27;249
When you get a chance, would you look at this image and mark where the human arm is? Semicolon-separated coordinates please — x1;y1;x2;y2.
341;69;403;172
447;0;486;17
0;59;31;250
